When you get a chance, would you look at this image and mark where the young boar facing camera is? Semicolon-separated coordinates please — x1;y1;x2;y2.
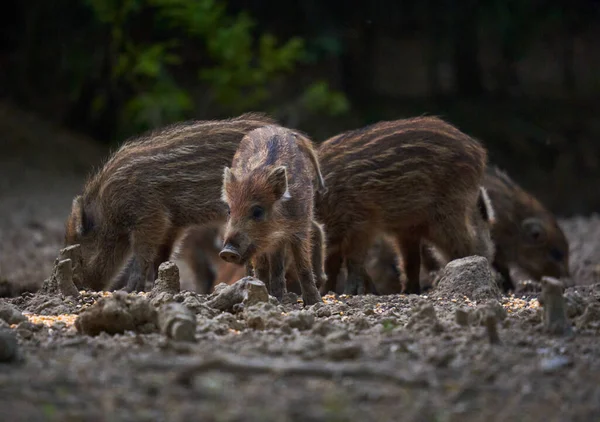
219;126;323;306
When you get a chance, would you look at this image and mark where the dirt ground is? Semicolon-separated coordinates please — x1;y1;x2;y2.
1;101;600;421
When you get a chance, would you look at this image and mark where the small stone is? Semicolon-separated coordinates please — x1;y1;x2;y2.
56;259;80;298
435;256;501;302
405;302;442;332
576;303;600;330
0;301;26;324
285;310;315;331
0;329;19;362
58;244;85;289
214;313;245;331
246;314;266;331
282;292;299;305
75;294;157;336
540;277;572;336
455;308;470;326
149;292;174;308
311;320;336;336
539;356;573;373
149;261;181;300
484;312;501;345
158;303;196;342
324;330;351;343
316;306;332;318
325;342;362;360
243;279;269;307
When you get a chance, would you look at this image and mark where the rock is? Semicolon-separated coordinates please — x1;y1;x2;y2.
158;303;196;342
539;356;573;373
316;306;332;318
324;342;362;360
243;279;269;307
312;320;337;336
75;293;157;336
56;259;80;298
435;256;501;302
244;302;282;330
282;292;299;305
455;308;470;326
564;291;587;319
58;244;84;289
484;311;501;345
16;321;38;339
576;303;600;330
284;310;315;331
149;261;180;298
246;314;266;331
540;277;572;336
149;292;174;308
0;329;19;362
0;301;27;324
405;302;443;332
470;301;507;325
324;330;351;343
207;277;268;313
214;313;245;331
41;255;80;298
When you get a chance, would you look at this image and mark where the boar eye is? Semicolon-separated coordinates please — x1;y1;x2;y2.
250;205;265;221
549;248;564;262
225;205;230;217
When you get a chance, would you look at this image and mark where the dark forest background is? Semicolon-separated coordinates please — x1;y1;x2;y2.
1;0;599;216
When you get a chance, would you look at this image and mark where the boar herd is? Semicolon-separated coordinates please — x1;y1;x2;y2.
64;112;570;306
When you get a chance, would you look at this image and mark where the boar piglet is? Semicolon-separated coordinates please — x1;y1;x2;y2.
482;166;570;290
219;125;323;305
421;166;570;292
64;112;276;292
316;116;496;296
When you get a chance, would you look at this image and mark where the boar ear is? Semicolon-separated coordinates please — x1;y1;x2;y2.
268;165;291;201
222;167;236;202
72;195;94;236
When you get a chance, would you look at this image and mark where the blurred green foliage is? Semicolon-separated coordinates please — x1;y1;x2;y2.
83;0;349;137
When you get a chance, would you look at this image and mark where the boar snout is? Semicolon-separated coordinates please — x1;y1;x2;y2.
220;243;242;264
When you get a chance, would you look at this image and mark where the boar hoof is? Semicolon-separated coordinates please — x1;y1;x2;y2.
302;289;323;306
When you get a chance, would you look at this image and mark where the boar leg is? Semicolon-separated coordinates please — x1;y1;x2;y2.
321;249;343;295
124;220;171;292
345;258;372;295
494;261;514;292
310;220;328;291
269;248;287;301
253;255;271;290
186;249;217;294
290;235;322;306
398;236;422;295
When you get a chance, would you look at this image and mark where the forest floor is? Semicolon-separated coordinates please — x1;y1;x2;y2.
1;101;600;421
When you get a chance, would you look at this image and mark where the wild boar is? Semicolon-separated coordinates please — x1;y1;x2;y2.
64;112;276;292
219;125;323;305
315;116;495;295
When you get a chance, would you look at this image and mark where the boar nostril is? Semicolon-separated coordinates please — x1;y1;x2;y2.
219;245;241;264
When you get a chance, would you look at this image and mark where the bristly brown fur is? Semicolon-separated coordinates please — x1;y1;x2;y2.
64;112;277;292
221;125;323;305
316;116;495;295
373;165;570;294
482;165;570;290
